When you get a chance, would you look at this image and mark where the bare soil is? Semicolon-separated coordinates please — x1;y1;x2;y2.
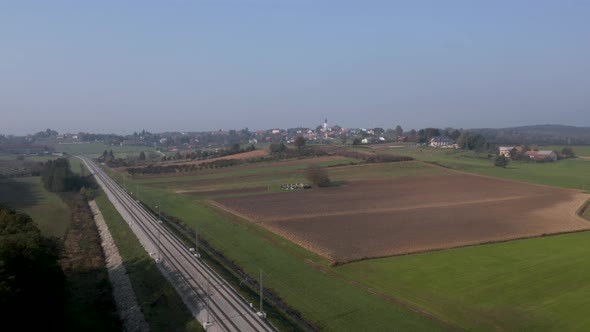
212;174;590;263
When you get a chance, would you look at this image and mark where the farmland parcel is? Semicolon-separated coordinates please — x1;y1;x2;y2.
213;173;590;263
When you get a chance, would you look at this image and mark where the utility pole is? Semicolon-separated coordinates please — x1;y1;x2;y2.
156;200;162;262
203;277;213;329
464;131;468;150
157;228;161;262
190;226;200;258
195;226;200;257
257;270;266;318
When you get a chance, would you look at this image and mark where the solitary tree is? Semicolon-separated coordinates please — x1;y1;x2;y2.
139;151;146;160
494;155;509;168
269;143;287;154
230;143;241;153
394;125;403;137
340;133;348;145
294;136;306;150
561;147;575;159
305;164;331;187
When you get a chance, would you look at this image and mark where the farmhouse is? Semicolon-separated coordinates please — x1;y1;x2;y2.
429;136;456;148
499;147;515;157
525;150;557;162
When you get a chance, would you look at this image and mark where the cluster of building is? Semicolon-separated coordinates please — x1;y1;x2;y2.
429;136;458;148
499;146;557;162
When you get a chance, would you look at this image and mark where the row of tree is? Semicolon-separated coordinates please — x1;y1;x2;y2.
41;158;91;192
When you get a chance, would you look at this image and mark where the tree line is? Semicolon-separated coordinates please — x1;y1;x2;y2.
41;158;93;193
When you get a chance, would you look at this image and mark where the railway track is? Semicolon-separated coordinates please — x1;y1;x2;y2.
80;157;276;332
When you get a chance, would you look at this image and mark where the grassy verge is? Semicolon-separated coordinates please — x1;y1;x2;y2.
95;193;203;332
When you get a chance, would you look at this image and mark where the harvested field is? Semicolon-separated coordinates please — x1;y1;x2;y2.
212;174;590;263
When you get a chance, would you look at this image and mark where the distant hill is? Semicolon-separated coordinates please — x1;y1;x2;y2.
469;124;590;145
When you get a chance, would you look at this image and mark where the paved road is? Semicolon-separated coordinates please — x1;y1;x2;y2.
80;157;275;332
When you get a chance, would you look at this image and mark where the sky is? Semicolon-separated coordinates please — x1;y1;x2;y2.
1;0;589;135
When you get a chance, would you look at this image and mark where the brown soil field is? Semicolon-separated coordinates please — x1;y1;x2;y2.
211;174;590;263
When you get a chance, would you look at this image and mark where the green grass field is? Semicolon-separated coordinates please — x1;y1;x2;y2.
0;177;70;237
105;150;590;331
336;231;590;331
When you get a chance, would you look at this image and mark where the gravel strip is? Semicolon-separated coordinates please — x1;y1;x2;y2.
90;200;150;332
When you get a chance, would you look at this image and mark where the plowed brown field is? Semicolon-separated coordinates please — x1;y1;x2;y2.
211;174;590;263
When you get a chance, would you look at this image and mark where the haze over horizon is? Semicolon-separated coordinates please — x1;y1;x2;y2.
2;1;589;136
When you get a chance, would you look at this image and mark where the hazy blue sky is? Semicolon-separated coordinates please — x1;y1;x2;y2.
1;1;589;135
